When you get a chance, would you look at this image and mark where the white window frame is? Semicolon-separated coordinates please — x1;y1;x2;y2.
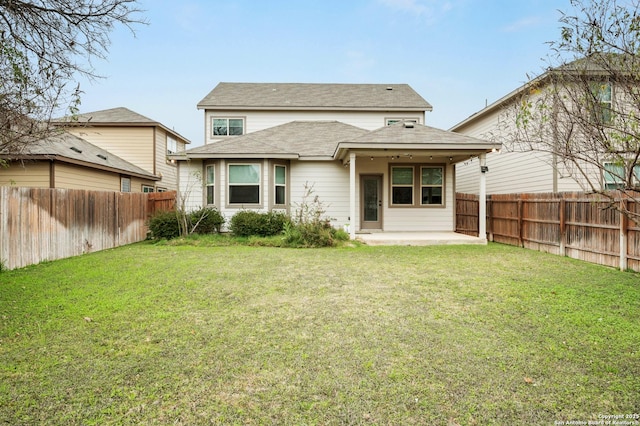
386;117;421;126
142;185;155;193
205;164;215;205
167;136;177;155
121;176;131;193
274;164;286;206
212;117;245;137
227;163;261;206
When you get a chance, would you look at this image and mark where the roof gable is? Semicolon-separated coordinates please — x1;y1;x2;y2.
55;107;190;143
197;83;433;112
2;131;159;180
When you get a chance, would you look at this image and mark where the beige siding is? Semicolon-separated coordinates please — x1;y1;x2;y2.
0;161;50;187
204;110;426;144
68;126;155;173
290;161;350;229
54;163;121;191
154;128;179;190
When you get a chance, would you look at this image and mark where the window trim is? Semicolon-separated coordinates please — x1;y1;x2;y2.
142;185;155;193
388;163;446;208
211;116;245;137
390;165;415;206
205;163;216;206
273;164;287;206
227;162;262;207
420;166;444;206
591;81;613;124
167;135;177;155
120;176;131;193
385;117;421;126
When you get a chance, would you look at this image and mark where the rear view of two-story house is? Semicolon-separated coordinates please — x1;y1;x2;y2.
173;83;498;239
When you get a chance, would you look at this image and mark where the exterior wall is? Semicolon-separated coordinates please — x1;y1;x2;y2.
177;156;457;232
203;110;426;144
354;158;455;232
54;163;121;191
154;128;181;191
453;99;586;195
177;159;206;211
0;161;50;187
67;126;155;173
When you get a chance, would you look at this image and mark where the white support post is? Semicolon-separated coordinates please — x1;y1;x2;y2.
479;153;487;241
349;152;356;240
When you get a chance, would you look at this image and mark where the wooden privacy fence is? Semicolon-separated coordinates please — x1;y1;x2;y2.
456;192;640;272
0;187;176;270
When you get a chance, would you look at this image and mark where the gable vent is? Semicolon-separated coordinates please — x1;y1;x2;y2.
386;86;393;91
404;121;414;128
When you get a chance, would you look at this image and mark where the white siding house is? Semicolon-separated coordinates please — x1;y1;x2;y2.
172;83;498;238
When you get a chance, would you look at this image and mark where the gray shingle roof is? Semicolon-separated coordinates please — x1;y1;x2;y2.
55;107;191;143
344;121;494;146
2;131;159;180
197;83;433;111
181;121;369;159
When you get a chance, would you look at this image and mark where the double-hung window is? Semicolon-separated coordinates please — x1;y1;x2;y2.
391;166;414;205
167;136;177;155
603;161;640;190
121;176;131;193
274;165;286;205
421;167;443;205
591;82;612;124
212;118;244;136
228;164;260;204
205;165;215;205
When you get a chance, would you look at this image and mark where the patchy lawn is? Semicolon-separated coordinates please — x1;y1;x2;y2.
0;243;638;425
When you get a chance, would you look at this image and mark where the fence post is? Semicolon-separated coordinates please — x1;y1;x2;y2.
517;197;524;247
559;198;566;256
620;197;628;271
487;195;493;241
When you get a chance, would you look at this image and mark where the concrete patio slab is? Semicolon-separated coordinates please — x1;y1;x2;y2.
355;231;486;246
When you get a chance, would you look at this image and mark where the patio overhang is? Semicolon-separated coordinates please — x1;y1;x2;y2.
334;143;498;164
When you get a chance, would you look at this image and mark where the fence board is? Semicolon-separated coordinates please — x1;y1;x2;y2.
0;187;176;270
456;192;640;272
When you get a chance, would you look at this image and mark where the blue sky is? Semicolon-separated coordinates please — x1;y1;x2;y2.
75;0;571;146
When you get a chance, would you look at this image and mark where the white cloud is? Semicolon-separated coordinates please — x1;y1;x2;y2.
502;16;542;33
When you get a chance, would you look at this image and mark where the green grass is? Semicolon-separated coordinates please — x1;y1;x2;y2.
1;242;638;425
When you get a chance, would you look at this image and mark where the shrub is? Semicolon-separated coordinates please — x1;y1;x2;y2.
147;210;181;240
189;207;225;234
229;211;290;237
282;220;345;248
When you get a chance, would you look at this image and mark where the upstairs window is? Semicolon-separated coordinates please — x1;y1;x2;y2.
212;117;244;136
228;164;260;204
386;118;420;126
167;136;177;154
591;82;612;124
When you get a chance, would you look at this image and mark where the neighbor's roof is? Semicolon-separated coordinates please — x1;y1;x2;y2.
54;107;191;144
450;54;632;133
2;131;159;180
175;121;369;160
197;82;433;112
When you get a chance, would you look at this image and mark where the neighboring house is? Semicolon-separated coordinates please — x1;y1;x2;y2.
54;107;190;191
0;131;159;191
451;56;634;195
172;83;498;238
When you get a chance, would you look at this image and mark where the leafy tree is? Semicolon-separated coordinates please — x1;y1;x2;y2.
0;0;145;157
507;0;640;223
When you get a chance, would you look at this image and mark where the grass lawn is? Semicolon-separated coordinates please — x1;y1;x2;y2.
0;241;639;425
